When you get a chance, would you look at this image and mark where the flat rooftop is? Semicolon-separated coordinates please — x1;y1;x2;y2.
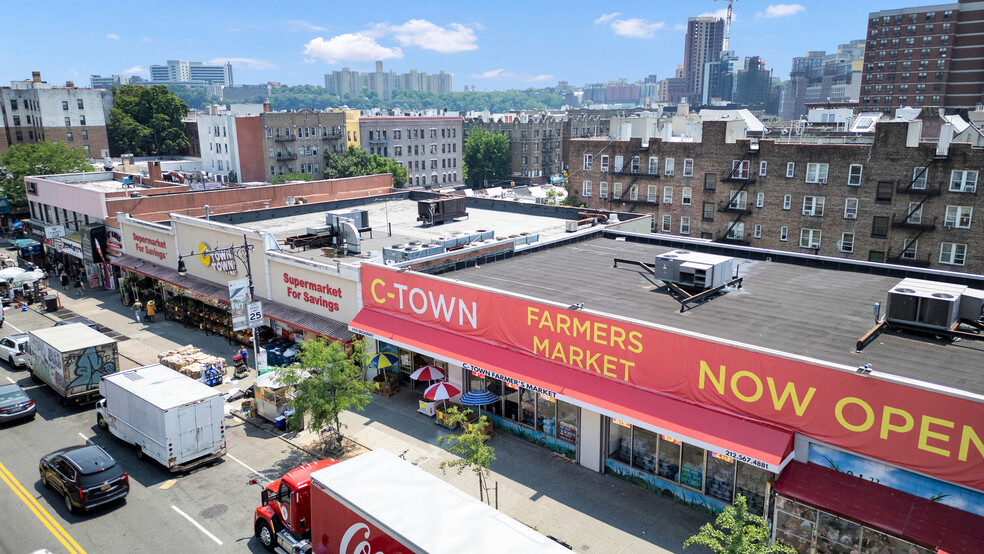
73;180;150;193
246;199;571;263
448;235;984;396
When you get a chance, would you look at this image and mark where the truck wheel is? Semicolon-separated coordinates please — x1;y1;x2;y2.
135;446;145;461
256;521;276;552
96;413;108;431
29;370;40;384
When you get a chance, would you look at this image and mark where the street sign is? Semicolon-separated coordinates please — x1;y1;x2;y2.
256;349;268;372
247;301;264;329
229;278;251;331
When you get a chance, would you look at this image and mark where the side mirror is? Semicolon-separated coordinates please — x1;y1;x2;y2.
248;478;258;486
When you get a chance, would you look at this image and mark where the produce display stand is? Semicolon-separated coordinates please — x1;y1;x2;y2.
158;345;226;387
372;372;400;397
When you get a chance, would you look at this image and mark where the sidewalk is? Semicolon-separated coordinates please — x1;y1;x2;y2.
48;286;712;553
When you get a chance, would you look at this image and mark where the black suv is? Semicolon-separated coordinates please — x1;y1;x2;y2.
39;445;129;513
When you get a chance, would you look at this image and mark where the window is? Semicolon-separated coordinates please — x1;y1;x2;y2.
599;181;608;199
703;173;716;191
840;232;855;253
12;116;19;125
728;191;747;210
66;132;73;142
630;156;640;174
780;226;788;241
648;157;658;175
64;116;71;127
645;185;657;202
683;158;694;177
62;101;68;110
805;163;829;183
582;154;592;170
682;187;692;205
614;156;624;172
844;198;859;219
802;196;825;216
680;217;690;235
664;158;675;176
906;202;923;224
661;214;672;233
912;167;928;189
901;239;918;260
783;194;791;210
944;206;973;229
731;160;750;179
949;170;977;192
662;186;672;204
872;216;889;238
800;228;822;249
10;99;16;110
876;181;894;203
629;184;638;201
581;181;592;197
848;164;863;186
754;161;765;177
702;202;715;221
600;155;609;172
613;182;623;199
81;130;88;140
786;162;795;178
939;242;967;265
754;224;762;239
756;192;764;208
727;222;745;240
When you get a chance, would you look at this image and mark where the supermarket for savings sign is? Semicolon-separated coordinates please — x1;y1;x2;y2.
360;264;984;492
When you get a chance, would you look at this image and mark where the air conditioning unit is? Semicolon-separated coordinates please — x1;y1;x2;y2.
884;278;977;330
653;250;734;290
565;220;579;232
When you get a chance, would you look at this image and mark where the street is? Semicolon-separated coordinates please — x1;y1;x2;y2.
0;299;305;554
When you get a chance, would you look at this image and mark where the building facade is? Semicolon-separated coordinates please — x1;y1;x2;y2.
360;116;463;187
569;117;984;273
325;61;453;101
783;42;866;121
149;60;234;86
684;17;725;106
464;112;565;186
861;1;984;112
0;72;113;157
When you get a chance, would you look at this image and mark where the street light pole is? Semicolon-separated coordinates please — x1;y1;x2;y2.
241;234;259;374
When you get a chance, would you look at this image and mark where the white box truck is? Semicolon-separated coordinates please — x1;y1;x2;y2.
96;364;226;472
28;323;119;405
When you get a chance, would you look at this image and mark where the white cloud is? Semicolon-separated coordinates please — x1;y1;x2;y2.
288;19;328;32
105;33;119;40
124;65;147;75
697;8;734;21
757;4;805;18
673;23;687;31
303;34;403;64
69;70;79;77
471;69;553;82
384;19;478;53
473;69;505;79
610;18;665;38
210;57;276;70
527;74;553;82
594;12;620;25
139;37;150;43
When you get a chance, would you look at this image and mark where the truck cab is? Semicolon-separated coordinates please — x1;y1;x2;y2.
252;459;338;553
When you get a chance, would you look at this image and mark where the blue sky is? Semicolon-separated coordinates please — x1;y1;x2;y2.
3;1;910;91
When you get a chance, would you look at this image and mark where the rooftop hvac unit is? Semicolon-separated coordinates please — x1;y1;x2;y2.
653;250;734;290
884;278;977;331
565;220;579;232
326;209;369;231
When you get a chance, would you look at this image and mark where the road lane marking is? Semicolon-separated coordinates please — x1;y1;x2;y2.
0;461;86;554
78;432;89;443
227;453;264;477
5;322;24;333
172;505;223;545
159;479;177;490
5;376;13;383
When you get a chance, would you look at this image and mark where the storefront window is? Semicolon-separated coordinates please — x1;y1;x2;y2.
556;400;578;445
608;420;632;463
735;463;770;516
705;453;736;503
519;388;536;427
815;510;862;554
775;497;817;553
467;370;485;392
536;394;556;436
680;443;705;490
657;436;681;482
502;382;520;421
860;530;932;554
486;378;504;417
631;428;659;474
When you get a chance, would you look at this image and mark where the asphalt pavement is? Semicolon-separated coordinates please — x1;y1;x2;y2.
0;282;714;553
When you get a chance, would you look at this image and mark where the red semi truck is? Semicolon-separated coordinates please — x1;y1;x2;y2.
251;449;571;553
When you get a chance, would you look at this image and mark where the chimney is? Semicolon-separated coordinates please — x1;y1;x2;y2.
65;81;75;89
263;100;271;113
32;71;41;83
148;160;163;184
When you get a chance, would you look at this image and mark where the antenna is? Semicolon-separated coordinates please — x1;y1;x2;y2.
715;0;737;50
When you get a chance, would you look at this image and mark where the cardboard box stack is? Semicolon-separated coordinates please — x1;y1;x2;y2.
158;345;225;380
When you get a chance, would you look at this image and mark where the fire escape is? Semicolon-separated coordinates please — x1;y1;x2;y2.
608;147;656;213
890;159;941;267
716;148;757;246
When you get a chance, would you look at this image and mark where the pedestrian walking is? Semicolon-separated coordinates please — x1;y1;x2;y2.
60;271;69;290
131;299;143;323
146;300;156;323
73;276;84;296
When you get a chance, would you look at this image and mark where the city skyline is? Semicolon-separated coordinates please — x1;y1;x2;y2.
0;1;935;92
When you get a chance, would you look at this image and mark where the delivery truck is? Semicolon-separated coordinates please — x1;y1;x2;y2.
28;323;119;405
96;364;226;472
250;449;571;553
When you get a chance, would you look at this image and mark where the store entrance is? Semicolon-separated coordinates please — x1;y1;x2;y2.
398;350;448;392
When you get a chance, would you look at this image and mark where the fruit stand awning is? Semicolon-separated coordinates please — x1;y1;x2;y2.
350;308;795;471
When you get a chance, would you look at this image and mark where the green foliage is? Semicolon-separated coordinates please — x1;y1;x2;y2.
462;128;510;187
274;339;373;440
166;85;214;112
108;85;190;156
374;156;408;188
684;495;796;554
227;170;238;184
270;172;316;185
0;142;93;206
437;407;496;492
324;145;405;187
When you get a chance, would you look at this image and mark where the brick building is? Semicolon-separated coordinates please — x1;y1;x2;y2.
684;17;725;106
569;116;984;273
861;1;984;112
0;72;113;157
359;116;463;188
464;112;565;186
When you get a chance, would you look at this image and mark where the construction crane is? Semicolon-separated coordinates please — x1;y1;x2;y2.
715;0;737;50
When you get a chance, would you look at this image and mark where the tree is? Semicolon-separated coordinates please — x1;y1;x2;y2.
462;128;510;188
227;170;238;184
0;142;93;206
270;172;315;185
374;155;408;188
684;495;796;554
108;85;190;156
275;339;373;448
437;407;497;504
324;145;406;187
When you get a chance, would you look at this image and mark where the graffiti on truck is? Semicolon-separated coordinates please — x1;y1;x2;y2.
66;346;117;395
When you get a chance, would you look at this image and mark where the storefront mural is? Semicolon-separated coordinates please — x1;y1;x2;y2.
359;264;984;492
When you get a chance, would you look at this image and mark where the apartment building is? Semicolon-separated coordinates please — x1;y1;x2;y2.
0;72;113;156
360;116;463;187
861;1;984;111
569;115;984;273
463;112;565;186
684;17;725;106
325;61;453;101
149;60;234;86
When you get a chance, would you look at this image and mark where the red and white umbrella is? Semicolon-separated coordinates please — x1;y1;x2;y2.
410;365;446;381
424;381;461;401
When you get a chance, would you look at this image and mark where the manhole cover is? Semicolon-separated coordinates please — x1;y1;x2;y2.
200;504;228;519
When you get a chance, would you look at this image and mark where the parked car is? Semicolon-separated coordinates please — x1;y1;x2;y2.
53;317;99;330
0;334;30;368
39;445;129;514
0;383;36;423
